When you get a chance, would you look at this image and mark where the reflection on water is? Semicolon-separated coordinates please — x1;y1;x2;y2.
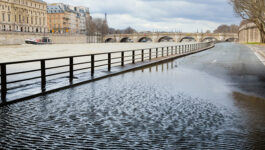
0;43;265;149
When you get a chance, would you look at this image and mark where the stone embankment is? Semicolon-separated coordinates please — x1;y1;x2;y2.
0;31;101;45
239;23;262;43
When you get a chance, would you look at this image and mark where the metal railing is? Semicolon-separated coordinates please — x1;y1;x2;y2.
0;42;213;105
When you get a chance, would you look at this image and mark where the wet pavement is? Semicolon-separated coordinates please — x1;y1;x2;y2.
0;43;265;149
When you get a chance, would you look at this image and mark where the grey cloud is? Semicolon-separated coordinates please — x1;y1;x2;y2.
45;0;241;31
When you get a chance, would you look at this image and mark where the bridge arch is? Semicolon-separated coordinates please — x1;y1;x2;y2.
201;37;218;42
158;36;175;42
105;38;115;43
120;37;133;43
225;38;238;42
138;37;152;42
179;37;197;43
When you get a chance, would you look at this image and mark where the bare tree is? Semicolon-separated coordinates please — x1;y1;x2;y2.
93;18;109;36
230;24;239;33
86;16;96;36
240;19;252;26
205;30;211;33
123;27;136;34
214;24;239;33
230;0;265;43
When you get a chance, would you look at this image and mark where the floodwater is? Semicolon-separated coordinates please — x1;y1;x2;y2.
0;42;181;63
0;43;265;149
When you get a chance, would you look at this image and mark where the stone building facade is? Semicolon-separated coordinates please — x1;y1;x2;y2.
75;6;89;34
239;22;261;43
0;0;48;33
47;3;90;34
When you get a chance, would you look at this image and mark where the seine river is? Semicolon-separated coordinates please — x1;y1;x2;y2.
0;43;181;63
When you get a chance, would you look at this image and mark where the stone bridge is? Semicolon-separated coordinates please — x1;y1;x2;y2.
104;32;238;43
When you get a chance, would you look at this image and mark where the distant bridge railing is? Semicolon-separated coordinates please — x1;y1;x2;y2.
0;42;213;106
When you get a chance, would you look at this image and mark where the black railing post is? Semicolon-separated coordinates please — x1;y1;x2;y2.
108;53;111;71
1;64;7;103
40;60;46;92
149;48;152;60
181;45;183;54
162;48;164;57
69;57;74;82
132;50;135;64
156;48;158;58
167;47;169;56
91;55;95;76
142;49;144;62
171;46;173;55
121;52;124;66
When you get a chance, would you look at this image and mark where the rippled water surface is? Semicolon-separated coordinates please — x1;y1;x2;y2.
0;43;265;149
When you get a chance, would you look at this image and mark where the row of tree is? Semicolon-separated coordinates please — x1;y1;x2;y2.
86;18;137;36
213;24;239;33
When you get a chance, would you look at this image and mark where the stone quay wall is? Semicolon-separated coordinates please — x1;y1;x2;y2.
239;23;261;43
0;31;102;45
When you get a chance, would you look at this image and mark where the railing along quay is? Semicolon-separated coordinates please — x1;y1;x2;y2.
0;42;213;106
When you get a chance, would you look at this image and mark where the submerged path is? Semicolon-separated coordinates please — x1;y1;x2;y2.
0;43;265;149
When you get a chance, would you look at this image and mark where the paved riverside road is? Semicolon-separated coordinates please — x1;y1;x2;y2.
0;43;265;149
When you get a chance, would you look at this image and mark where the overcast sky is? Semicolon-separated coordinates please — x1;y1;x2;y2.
45;0;241;32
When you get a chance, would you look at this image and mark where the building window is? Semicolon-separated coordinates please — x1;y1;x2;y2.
8;14;10;22
2;13;5;22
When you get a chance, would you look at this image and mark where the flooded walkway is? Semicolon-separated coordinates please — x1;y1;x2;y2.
0;43;265;149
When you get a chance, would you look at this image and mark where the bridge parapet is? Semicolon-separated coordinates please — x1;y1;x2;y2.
104;33;238;43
